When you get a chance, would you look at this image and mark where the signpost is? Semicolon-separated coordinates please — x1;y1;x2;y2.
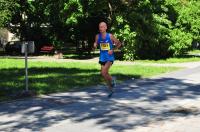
21;41;35;93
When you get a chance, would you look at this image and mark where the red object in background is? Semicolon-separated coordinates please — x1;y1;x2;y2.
40;44;54;53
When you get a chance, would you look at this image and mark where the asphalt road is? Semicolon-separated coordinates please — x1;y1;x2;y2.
0;66;200;132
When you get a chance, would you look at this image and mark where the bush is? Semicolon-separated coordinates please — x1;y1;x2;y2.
169;29;193;56
113;23;136;61
118;0;199;60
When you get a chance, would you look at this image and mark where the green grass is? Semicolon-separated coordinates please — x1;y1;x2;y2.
62;50;200;63
188;49;200;54
133;50;200;63
134;55;200;63
0;58;180;101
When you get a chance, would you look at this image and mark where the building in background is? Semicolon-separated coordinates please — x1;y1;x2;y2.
0;28;19;51
0;28;19;45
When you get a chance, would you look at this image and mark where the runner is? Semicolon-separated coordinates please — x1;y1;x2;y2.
93;22;121;98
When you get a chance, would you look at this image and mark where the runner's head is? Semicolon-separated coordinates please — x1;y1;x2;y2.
99;22;107;33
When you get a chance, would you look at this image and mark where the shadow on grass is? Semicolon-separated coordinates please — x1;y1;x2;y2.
0;67;140;101
0;75;200;132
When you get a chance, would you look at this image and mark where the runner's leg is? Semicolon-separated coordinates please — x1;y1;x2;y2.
101;61;113;89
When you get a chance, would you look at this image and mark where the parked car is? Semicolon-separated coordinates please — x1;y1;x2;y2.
39;44;55;54
5;41;22;55
5;41;55;55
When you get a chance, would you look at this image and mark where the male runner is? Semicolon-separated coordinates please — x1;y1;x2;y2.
93;22;121;98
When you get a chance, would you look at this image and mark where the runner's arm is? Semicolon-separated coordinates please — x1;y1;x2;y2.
93;35;98;51
110;34;121;50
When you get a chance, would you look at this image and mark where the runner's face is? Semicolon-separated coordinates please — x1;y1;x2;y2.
99;23;107;33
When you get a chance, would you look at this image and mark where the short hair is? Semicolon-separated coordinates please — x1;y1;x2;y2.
99;22;107;27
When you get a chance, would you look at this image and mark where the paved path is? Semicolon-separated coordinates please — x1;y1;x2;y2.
0;61;200;132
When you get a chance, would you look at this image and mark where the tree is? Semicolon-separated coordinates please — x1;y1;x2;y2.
1;0;199;59
114;0;200;60
167;0;200;53
0;0;18;27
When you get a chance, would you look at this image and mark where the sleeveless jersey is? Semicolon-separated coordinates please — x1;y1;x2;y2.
97;33;114;62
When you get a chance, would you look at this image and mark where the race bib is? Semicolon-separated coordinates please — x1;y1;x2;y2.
100;43;110;50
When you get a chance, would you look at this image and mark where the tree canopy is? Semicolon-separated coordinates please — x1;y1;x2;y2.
0;0;199;59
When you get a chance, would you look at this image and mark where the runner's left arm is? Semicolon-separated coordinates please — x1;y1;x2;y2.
110;34;122;50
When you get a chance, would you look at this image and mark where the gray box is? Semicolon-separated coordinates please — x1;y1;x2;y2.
21;41;35;53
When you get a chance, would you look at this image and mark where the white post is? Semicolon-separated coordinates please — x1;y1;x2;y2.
24;42;29;91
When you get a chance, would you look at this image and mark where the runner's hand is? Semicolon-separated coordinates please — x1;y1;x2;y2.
92;47;96;51
108;50;113;55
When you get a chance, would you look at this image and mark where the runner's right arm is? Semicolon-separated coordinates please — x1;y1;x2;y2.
93;35;98;51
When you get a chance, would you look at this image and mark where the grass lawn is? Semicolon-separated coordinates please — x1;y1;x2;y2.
133;50;200;63
0;58;180;101
188;49;200;54
61;50;200;63
134;55;200;63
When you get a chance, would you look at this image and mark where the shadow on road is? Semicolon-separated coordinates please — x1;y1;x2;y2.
0;76;200;131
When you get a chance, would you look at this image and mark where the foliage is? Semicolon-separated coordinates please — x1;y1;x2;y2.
0;0;19;27
167;0;200;54
169;28;193;55
112;20;137;60
0;0;199;59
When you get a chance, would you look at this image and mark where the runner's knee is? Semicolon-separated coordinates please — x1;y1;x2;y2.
101;70;107;77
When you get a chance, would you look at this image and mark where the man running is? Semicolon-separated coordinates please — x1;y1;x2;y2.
93;22;121;98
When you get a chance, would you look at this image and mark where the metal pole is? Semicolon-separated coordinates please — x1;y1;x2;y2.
25;42;29;91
